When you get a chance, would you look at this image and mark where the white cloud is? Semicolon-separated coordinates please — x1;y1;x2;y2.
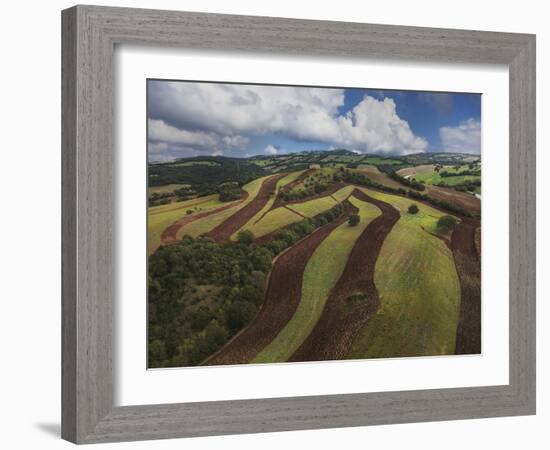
148;119;218;148
264;145;279;155
222;135;249;149
439;118;481;154
148;81;428;156
336;96;428;154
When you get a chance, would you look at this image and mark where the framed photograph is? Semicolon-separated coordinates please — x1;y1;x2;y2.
62;5;536;444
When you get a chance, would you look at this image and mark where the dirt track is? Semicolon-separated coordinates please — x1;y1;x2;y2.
202;212;351;366
289;189;400;362
160;197;247;245
452;218;482;354
208;174;286;242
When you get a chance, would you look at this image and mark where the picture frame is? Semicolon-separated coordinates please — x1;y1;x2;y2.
61;4;536;444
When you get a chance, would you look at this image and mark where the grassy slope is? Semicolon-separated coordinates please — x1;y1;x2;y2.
245;207;303;237
176;175;270;239
147;195;222;255
331;185;355;202
252;196;382;363
361;156;403;165
229;170;305;240
286;196;338;217
401;165;480;187
288;167;336;195
347;188;461;359
395;164;435;177
148;183;190;195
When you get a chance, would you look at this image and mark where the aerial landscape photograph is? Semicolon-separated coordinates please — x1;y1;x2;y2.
146;79;482;369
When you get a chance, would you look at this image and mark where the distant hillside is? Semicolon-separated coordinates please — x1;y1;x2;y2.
149;156;268;187
148;150;481;192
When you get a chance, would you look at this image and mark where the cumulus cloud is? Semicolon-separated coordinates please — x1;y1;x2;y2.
264;145;279;155
336;96;428;154
148;81;428;159
439;118;481;154
149;119;218;148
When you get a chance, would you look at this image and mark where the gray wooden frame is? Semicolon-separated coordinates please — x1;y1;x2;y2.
62;4;536;444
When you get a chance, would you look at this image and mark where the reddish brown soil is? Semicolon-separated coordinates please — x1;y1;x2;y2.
289;189;400;362
203;213;351;366
207;174;286;243
426;185;481;215
452;218;482;354
160;195;248;245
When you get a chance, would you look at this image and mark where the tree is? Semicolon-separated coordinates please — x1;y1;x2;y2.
348;214;360;226
408;204;419;214
226;301;257;331
437;215;458;231
237;229;255;245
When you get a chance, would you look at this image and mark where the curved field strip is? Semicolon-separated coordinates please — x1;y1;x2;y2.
174;176;269;240
203;215;349;366
149;194;218;216
329;185;355;202
453;218;481;354
252;196;381;363
346;188;461;359
246;207;304;238
160;199;246;246
286;195;338;218
208;174;286;242
147;194;222;255
290;190;400;362
229;170;305;240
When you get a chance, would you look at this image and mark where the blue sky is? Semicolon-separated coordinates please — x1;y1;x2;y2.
147;80;481;161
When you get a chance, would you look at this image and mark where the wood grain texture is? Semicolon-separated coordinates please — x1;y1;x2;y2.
61;4;536;444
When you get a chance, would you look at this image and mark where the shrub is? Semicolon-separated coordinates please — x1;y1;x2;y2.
408;204;419;214
237;229;255;245
348;214;360;226
437;215;458;231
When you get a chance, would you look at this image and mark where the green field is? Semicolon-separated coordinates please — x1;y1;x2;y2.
406;165;481;187
147;195;223;255
252;196;382;363
244;207;303;238
331;185;355;202
228;170;306;240
286;196;338;218
175;175;269;239
347;188;461;359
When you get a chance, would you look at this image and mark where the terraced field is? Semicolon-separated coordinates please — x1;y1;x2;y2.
252;196;381;363
148;152;481;368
